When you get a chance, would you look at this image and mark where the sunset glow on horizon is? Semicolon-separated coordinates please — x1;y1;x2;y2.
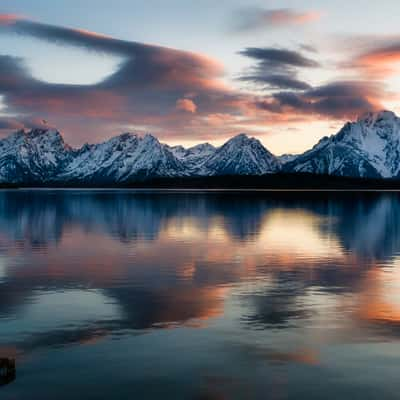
1;1;400;154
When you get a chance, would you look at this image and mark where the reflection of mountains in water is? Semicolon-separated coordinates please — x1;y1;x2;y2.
1;191;400;352
0;191;400;260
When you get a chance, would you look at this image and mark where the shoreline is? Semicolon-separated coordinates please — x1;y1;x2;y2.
3;173;400;191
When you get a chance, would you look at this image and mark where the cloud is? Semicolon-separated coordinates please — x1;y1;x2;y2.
0;14;391;144
0;15;244;142
239;48;319;68
0;14;21;25
299;44;318;53
0;17;225;88
176;98;197;113
238;47;318;91
351;42;400;78
0;117;24;130
0;114;50;133
239;73;312;91
233;7;322;32
237;45;388;121
329;34;400;80
255;81;383;120
0;55;31;91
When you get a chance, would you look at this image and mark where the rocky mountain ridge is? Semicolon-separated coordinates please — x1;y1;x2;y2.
2;110;400;184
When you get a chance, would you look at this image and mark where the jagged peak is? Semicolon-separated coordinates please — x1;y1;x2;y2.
4;128;68;149
224;133;262;147
9;127;62;139
357;110;398;125
230;133;250;141
96;132;139;148
142;133;159;143
116;132;139;140
188;142;215;152
28;128;61;136
116;132;159;144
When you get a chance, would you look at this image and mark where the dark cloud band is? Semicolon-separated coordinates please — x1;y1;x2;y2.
255;81;382;119
0;15;242;139
238;47;318;91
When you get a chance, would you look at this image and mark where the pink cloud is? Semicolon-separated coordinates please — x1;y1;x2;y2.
0;14;393;147
176;98;197;113
0;14;20;25
234;8;322;32
264;9;322;26
354;48;400;78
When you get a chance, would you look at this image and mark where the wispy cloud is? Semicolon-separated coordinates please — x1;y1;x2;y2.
352;42;400;78
0;14;392;146
0;15;244;141
254;81;383;120
238;47;319;91
238;48;319;68
232;7;322;32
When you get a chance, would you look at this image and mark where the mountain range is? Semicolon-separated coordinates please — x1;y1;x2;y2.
1;110;400;185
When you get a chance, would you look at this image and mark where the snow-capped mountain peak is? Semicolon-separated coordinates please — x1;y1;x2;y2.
3;110;400;185
0;128;73;184
285;110;400;178
201;133;280;176
60;131;186;183
357;110;397;126
228;133;250;143
0;128;282;184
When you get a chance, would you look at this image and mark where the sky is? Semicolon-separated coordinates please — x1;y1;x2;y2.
1;0;400;154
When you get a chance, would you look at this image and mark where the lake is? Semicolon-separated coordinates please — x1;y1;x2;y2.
1;189;400;399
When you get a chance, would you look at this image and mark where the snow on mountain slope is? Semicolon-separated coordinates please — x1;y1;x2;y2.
168;142;216;172
285;111;400;178
3;110;400;185
0;129;72;184
278;154;298;165
61;133;187;183
201;134;280;176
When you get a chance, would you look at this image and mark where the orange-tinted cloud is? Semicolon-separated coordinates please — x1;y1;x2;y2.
0;14;20;25
353;45;400;78
261;9;321;26
233;7;322;32
0;16;245;142
176;98;197;113
0;14;391;145
73;28;112;40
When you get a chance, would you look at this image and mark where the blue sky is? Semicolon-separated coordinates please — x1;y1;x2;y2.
1;1;400;153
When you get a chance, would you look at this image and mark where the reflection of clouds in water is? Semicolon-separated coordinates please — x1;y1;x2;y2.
354;266;400;335
2;285;227;355
0;191;398;259
257;209;343;258
6;290;121;333
1;191;400;354
229;341;320;365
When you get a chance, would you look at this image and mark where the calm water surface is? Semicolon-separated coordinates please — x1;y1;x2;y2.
1;190;400;399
